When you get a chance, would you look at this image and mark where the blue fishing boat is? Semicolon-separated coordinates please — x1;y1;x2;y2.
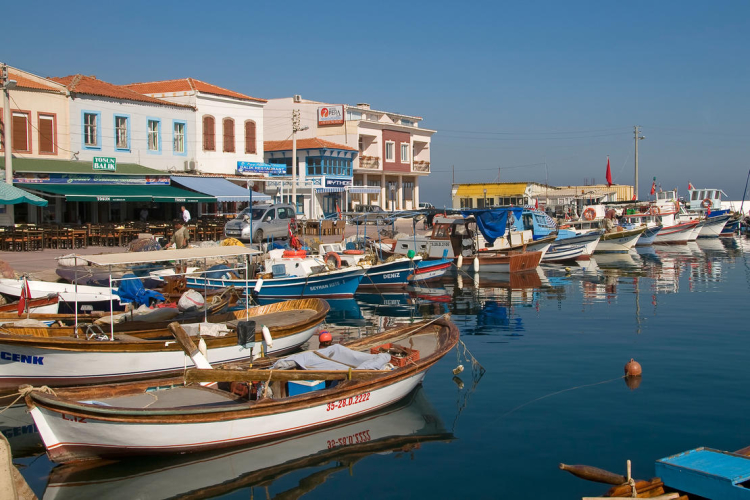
656;447;750;499
186;266;365;299
316;242;419;288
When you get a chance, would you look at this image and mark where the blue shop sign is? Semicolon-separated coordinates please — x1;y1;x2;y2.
237;162;286;176
325;177;352;188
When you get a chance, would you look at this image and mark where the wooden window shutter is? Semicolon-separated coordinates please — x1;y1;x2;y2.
12;113;29;152
245;121;256;154
223;118;235;152
39;116;55;153
203;116;215;151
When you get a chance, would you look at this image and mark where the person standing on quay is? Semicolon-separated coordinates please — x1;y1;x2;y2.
181;205;191;224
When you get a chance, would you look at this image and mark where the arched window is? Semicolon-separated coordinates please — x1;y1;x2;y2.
223;118;235;153
202;115;215;151
244;120;257;154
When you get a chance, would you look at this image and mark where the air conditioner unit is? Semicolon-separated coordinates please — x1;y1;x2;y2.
184;160;196;172
293;95;302;103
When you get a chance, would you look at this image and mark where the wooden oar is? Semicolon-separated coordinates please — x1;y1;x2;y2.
185;367;385;384
168;322;212;371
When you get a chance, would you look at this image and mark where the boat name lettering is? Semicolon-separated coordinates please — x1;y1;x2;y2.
309;281;341;291
327;430;371;449
326;392;370;411
0;352;44;365
61;413;87;423
1;423;37;439
383;273;401;279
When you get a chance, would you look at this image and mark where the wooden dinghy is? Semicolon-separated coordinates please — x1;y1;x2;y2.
465;249;543;273
0;298;329;391
0;286;241;338
0;294;60;315
44;386;452;499
25;316;459;463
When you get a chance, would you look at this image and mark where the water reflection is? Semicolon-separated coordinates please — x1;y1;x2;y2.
42;387;450;500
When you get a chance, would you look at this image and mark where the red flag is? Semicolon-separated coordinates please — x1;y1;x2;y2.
535;198;539;209
335;203;342;220
605;157;612;187
17;277;30;316
632;194;636;200
650;180;656;196
688;182;694;190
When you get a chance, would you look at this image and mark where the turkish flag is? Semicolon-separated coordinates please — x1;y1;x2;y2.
650;181;656;196
605;157;612;187
535;198;539;209
688;182;694;190
17;277;31;316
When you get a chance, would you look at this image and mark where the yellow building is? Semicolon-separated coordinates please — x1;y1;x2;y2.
451;182;546;209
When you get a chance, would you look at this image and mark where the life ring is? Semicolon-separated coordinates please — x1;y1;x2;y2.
343;249;364;255
582;208;596;221
324;251;341;269
650;206;661;215
701;198;712;209
282;249;306;258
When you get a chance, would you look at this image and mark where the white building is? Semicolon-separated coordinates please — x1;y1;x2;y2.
126;78;266;175
51;74;195;172
263;97;435;213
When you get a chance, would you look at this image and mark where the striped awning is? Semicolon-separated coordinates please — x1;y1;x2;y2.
348;186;381;194
315;187;346;193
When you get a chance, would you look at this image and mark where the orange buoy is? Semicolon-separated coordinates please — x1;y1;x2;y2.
624;358;642;377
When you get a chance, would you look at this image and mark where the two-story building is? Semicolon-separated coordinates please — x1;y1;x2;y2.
263;97;435;215
0;66;69;224
125;78;267;176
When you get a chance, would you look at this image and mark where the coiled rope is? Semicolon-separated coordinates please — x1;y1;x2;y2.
0;385;57;414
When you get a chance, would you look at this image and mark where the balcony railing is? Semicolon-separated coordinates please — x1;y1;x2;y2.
359;156;380;169
413;160;430;172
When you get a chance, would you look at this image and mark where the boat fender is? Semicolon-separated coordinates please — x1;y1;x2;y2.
262;324;273;348
457;254;463;268
582;208;596;221
324;252;342;270
254;278;263;293
473;257;479;272
624;358;642;377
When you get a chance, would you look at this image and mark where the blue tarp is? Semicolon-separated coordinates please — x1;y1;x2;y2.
114;273;164;307
171;176;271;202
460;208;523;246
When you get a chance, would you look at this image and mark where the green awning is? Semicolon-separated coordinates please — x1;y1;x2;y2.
0;183;48;206
1;157;165;175
19;184;215;203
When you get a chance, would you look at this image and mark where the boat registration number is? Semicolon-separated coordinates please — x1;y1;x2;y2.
326;392;370;411
327;430;371;449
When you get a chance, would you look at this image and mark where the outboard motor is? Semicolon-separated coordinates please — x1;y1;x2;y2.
237;320;256;349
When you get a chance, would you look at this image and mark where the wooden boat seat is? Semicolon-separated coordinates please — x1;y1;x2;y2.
391;333;438;357
114;333;149;342
89;386;240;409
226;309;317;331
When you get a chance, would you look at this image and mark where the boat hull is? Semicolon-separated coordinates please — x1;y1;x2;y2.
186;268;365;299
635;225;662;246
410;259;452;281
464;250;543;273
553;232;601;257
542;244;586;262
654;221;699;244
360;259;416;289
698;214;730;238
595;227;646;253
0;279;124;313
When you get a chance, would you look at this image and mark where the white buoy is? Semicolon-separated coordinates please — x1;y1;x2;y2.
473;257;480;273
457;254;463;268
262;324;273;348
254;277;264;293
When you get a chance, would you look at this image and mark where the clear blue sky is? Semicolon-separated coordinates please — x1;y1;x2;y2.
7;0;750;206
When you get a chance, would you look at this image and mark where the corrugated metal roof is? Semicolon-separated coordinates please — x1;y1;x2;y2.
455;183;528;197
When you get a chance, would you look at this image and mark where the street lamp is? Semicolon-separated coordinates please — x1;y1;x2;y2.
483;188;487;208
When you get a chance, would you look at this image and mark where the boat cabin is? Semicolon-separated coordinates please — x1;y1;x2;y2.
687;187;727;212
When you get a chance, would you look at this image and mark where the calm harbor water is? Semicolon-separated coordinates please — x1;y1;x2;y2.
10;237;750;499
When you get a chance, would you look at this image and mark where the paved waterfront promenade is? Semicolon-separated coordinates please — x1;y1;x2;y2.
0;219;428;279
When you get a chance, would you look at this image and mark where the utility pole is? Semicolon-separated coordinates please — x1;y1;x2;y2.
634;125;645;200
2;63;17;185
292;110;300;211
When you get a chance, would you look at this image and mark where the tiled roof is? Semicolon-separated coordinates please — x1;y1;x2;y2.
8;69;66;94
50;75;193;109
264;138;357;152
126;78;266;103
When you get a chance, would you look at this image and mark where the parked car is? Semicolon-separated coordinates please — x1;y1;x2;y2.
224;203;296;242
349;204;388;225
418;202;435;210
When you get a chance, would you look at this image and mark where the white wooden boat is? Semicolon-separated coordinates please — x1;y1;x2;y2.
542;244;587;262
596;226;647;253
653;220;699;244
0;298;329;392
0;278;122;313
25;317;459;463
463;249;543;273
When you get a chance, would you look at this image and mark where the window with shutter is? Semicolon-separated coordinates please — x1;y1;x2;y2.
12;112;30;152
223;118;235;153
244;120;256;154
203;115;215;151
38;114;56;154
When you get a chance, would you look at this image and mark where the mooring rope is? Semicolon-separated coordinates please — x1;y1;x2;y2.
0;385;57;414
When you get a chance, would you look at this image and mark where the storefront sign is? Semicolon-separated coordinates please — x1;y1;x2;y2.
237;162;287;176
14;174;170;185
317;106;344;126
325;177;352;188
93;157;116;171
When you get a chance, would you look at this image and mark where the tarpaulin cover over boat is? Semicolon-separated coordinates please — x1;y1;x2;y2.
461;207;523;246
273;344;392;371
113;273;164;307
